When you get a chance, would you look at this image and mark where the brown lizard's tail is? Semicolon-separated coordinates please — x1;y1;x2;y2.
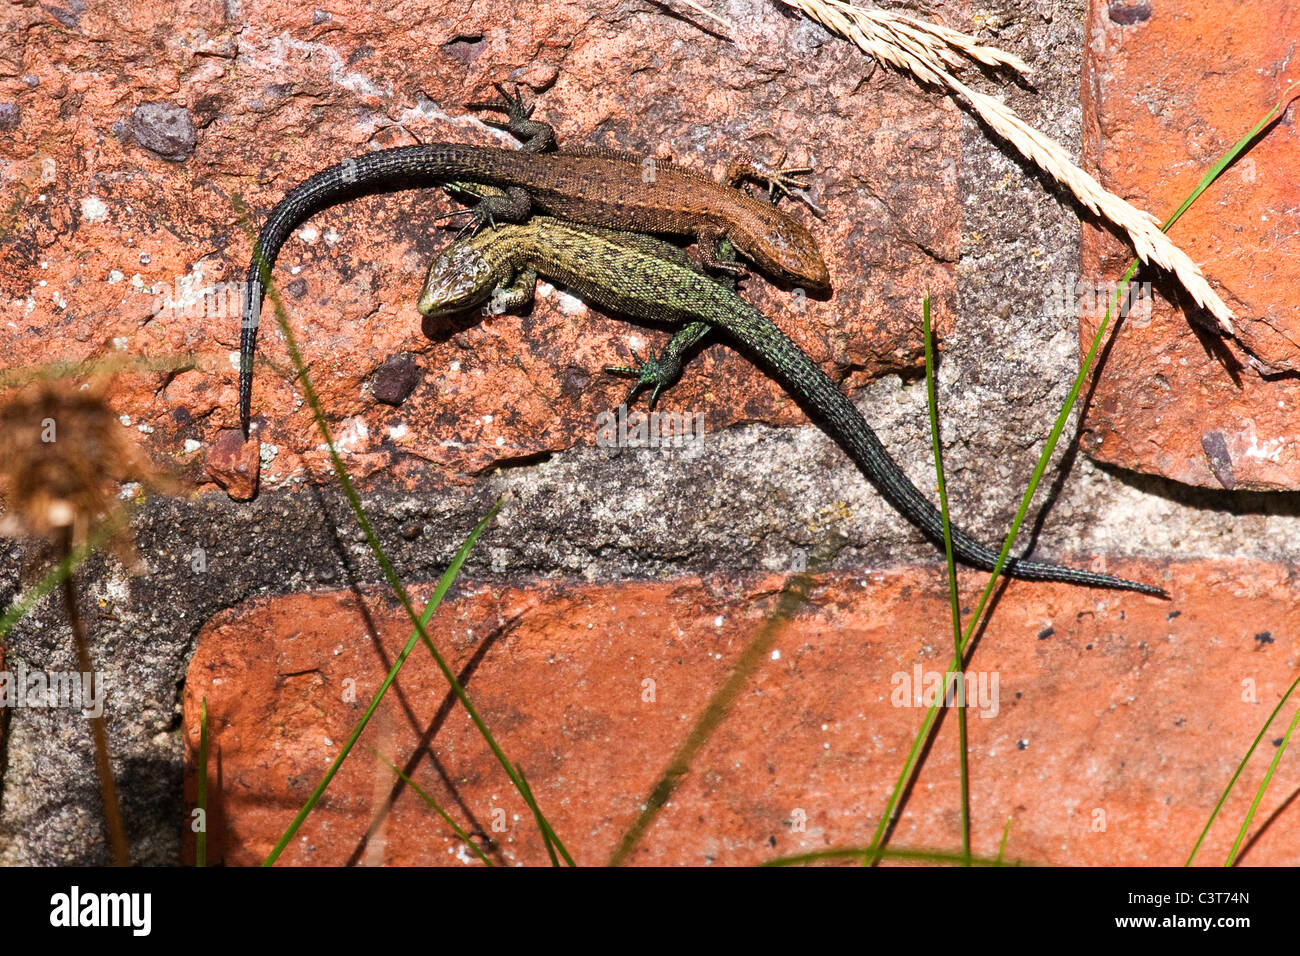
237;144;532;436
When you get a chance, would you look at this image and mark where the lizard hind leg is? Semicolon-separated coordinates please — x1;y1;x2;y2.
604;346;675;409
604;320;712;410
604;239;735;407
465;82;557;153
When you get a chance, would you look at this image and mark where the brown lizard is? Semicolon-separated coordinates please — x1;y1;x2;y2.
238;84;827;435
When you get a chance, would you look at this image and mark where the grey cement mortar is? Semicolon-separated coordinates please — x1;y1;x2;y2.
3;0;1296;865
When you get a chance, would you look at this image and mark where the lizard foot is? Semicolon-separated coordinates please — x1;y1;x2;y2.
433;204;496;239
727;152;824;216
466;81;532;124
466;82;556;152
604;345;683;411
691;236;747;281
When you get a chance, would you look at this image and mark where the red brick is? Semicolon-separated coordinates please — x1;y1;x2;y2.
1080;0;1300;489
183;562;1300;866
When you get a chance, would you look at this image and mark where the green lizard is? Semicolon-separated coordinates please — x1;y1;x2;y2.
415;217;1167;598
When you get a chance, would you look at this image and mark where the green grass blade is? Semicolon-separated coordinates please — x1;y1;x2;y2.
996;816;1012;864
0;514;124;639
1163;81;1298;234
1186;670;1300;865
921;294;971;866
767;844;1027;867
513;768;562;866
234;197;571;866
262;497;503;865
867;84;1291;867
610;536;844;866
369;748;495;866
1225;697;1300;866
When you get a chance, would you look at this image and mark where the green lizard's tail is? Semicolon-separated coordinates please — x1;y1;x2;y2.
710;293;1167;599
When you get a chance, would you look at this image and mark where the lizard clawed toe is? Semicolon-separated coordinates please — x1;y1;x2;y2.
604;345;679;410
466;82;533;124
433;207;474;225
727;152;820;212
758;152;813;199
465;81;555;152
433;206;497;239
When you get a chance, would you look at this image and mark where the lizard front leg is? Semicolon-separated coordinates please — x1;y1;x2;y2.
726;153;824;216
726;154;810;199
435;181;533;235
449;83;560;230
693;224;747;277
485;266;539;315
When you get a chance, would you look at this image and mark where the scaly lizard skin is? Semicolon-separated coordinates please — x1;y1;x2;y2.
238;85;826;435
416;218;1167;598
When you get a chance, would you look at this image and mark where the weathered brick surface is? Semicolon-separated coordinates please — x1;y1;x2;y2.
1080;0;1300;489
183;564;1300;866
0;0;958;493
5;0;1298;869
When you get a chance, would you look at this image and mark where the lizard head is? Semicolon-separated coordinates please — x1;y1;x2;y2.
735;204;830;291
417;242;497;316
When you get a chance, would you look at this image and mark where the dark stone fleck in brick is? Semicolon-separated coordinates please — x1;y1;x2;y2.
0;103;19;131
131;101;197;162
561;364;592;396
191;95;221;127
264;83;294;105
1037;626;1054;641
1108;1;1152;25
285;278;308;299
445;34;487;65
1254;631;1274;645
1200;431;1235;489
372;352;422;406
44;3;83;28
347;45;375;66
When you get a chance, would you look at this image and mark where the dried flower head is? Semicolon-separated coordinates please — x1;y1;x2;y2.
0;380;167;557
